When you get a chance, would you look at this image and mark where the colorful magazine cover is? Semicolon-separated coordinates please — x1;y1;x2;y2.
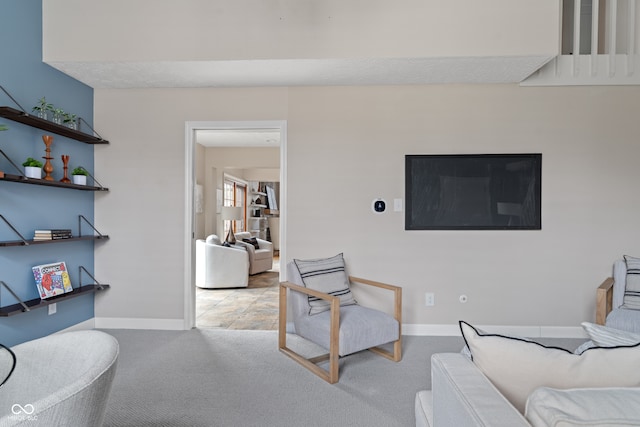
32;261;73;299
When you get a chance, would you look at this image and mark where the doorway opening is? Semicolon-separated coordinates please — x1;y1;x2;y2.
184;121;287;330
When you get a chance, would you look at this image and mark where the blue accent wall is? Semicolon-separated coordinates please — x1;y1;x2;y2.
0;0;96;346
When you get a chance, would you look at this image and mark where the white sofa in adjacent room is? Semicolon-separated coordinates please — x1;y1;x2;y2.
195;235;249;288
234;231;273;275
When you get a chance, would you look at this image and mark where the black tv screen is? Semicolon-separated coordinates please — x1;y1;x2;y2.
405;154;541;230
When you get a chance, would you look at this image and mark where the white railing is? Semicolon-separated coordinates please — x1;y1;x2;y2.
522;0;640;85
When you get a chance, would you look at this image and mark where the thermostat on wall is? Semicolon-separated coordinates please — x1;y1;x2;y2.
372;198;387;214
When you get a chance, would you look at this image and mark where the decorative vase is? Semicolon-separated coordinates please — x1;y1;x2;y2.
42;135;54;181
60;155;71;183
24;166;42;179
73;175;87;185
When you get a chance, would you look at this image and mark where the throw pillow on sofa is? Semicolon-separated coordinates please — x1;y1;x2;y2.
525;386;640;427
460;320;640;413
581;322;640;347
242;237;260;249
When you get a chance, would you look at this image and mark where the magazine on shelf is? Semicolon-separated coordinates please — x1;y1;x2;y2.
32;261;73;299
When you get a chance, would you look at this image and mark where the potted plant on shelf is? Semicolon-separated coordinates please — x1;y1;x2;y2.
62;112;77;130
22;157;43;179
52;107;65;125
32;97;53;120
72;167;89;185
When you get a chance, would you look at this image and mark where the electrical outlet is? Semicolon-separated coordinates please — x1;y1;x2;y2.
48;303;57;315
425;292;435;306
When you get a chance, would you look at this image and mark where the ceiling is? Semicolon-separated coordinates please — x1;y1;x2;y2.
49;55;553;147
48;56;553;89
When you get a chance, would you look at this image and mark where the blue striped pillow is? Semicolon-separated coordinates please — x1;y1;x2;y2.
293;253;357;315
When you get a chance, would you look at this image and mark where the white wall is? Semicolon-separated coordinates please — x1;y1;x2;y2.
93;88;288;325
93;84;640;332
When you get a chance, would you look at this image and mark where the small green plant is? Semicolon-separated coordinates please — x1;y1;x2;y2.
22;157;43;168
0;124;7;131
63;112;77;124
32;97;53;116
72;167;88;176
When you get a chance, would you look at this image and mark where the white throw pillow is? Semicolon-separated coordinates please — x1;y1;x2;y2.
525;387;640;427
460;321;640;413
293;253;357;315
581;322;640;347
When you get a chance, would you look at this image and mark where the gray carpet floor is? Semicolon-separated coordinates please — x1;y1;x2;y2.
101;328;585;427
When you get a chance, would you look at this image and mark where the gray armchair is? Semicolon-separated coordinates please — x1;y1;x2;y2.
0;330;119;426
279;257;402;383
596;257;640;333
234;232;274;275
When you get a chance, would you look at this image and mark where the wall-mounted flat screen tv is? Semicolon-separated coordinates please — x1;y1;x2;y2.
405;154;541;230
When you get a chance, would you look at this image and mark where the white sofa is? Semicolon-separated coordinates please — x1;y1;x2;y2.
415;316;640;427
415;353;531;427
195;235;249;288
415;353;640;427
234;231;273;275
0;330;119;426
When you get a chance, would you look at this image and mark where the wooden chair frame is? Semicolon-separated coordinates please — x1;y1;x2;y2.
278;276;402;384
596;277;614;325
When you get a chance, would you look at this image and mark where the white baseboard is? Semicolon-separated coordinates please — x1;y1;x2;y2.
94;317;186;330
55;318;95;334
403;323;588;339
59;318;587;339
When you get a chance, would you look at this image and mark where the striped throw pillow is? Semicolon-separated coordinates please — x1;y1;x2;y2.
623;255;640;310
293;253;357;315
581;322;640;347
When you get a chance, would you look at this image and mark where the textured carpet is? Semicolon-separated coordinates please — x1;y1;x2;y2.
101;329;585;427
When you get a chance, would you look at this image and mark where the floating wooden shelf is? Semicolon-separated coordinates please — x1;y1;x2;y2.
0;235;109;247
0;106;108;144
0;284;110;317
0;172;108;191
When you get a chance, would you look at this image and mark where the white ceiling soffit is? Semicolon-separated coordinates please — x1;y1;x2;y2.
46;56;553;89
195;129;280;147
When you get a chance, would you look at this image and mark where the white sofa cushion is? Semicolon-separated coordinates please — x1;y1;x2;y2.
414;390;433;427
460;321;640;414
525;387;640;427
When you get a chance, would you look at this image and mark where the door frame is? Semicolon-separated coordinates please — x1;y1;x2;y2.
183;120;287;329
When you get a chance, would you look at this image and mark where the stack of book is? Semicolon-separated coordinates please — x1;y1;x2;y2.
33;229;73;241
